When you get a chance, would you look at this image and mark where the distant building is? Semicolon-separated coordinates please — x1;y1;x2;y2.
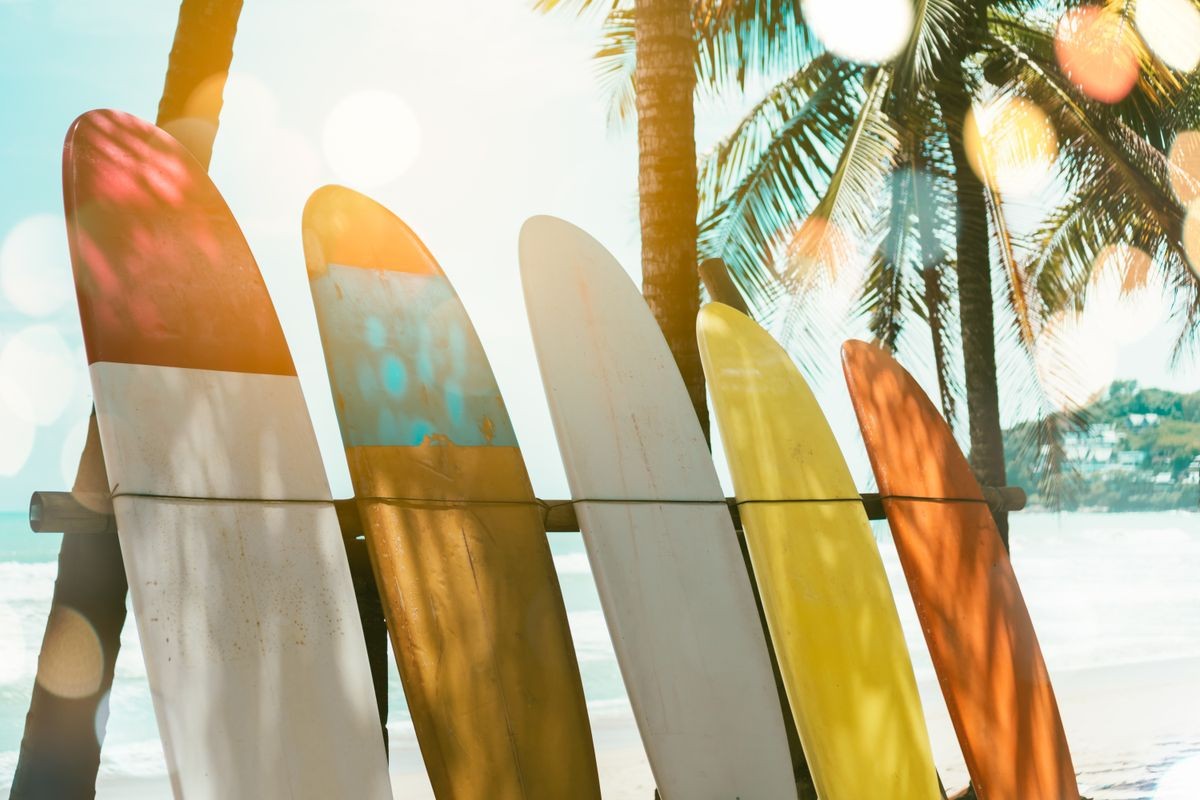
1183;457;1200;486
1128;412;1160;428
1062;424;1126;473
1116;450;1148;470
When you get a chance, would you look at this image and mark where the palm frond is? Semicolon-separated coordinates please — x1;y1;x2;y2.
697;57;863;309
908;124;963;425
795;69;899;283
594;8;638;125
692;0;817;90
891;0;964;98
985;185;1039;353
860;162;922;349
992;34;1200;332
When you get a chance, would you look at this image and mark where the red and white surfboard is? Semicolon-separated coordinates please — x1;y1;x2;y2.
63;109;390;798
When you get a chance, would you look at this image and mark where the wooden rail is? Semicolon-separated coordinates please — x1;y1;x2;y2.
29;486;1028;535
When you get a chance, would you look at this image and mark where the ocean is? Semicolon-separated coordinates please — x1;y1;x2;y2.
1;510;1198;795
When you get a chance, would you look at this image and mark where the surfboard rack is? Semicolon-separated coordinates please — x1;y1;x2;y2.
28;486;1027;535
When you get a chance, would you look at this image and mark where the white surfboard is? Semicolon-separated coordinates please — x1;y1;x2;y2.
520;215;799;798
63;109;391;799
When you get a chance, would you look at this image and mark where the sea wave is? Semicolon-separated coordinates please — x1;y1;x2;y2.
565;610;614;661
552;552;591;576
0;561;57;603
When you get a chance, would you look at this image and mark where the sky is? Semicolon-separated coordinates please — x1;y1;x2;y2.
0;0;1197;511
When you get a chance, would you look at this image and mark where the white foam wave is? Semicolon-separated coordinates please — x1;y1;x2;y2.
0;562;57;603
566;610;615;661
553;552;592;576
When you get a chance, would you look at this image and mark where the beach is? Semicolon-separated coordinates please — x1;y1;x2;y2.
3;511;1199;798
84;655;1200;799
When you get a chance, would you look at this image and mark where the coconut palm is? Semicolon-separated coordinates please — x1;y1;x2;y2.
539;0;710;437
573;0;1200;544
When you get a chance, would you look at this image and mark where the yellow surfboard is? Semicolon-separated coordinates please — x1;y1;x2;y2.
697;303;940;799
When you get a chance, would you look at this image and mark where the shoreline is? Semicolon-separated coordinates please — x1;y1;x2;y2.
70;654;1200;799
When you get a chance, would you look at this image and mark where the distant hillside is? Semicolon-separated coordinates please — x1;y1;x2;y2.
1005;381;1200;511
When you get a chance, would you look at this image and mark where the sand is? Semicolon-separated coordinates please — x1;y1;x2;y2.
86;654;1200;799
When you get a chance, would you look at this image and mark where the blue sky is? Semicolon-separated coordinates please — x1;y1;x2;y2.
1;0;1197;511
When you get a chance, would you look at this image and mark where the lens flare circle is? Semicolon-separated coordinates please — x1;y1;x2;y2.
60;415;90;487
323;90;422;189
1168;130;1200;205
0;409;34;477
787;215;854;286
0;214;73;317
964;96;1059;197
802;0;914;64
1088;245;1165;343
1054;6;1140;104
0;325;77;426
1184;202;1200;278
1036;309;1119;411
35;605;104;700
1136;0;1200;72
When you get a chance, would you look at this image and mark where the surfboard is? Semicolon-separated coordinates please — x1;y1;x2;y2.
302;187;599;799
841;340;1079;800
63;109;390;798
519;216;800;798
696;303;941;800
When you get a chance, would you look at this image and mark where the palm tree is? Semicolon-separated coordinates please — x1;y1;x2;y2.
585;0;1199;546
538;0;709;438
11;3;243;796
633;0;709;438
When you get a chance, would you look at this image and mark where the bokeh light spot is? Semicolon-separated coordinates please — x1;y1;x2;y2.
1038;243;1170;410
0;391;35;476
1184;202;1200;278
36;605;104;699
0;214;73;317
1036;309;1119;411
787;216;852;286
1136;0;1200;72
60;416;90;487
964;96;1059;197
323;90;421;189
1054;6;1140;104
1168;130;1200;205
1092;243;1154;294
802;0;914;64
1089;245;1165;342
0;325;77;425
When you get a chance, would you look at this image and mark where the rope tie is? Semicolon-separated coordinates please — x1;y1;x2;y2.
108;487;992;531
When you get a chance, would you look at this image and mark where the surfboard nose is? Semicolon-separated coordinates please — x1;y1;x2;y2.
302;184;437;276
65;108;293;376
518;214;581;279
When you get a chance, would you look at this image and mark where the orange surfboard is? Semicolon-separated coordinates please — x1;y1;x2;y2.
841;340;1078;800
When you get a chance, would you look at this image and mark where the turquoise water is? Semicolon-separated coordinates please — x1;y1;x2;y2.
1;511;1198;788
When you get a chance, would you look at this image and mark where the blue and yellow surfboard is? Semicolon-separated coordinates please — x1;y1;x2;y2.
303;185;599;800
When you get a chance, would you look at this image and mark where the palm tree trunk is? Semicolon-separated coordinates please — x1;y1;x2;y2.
633;0;707;440
11;4;243;796
157;0;245;169
936;74;1009;546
